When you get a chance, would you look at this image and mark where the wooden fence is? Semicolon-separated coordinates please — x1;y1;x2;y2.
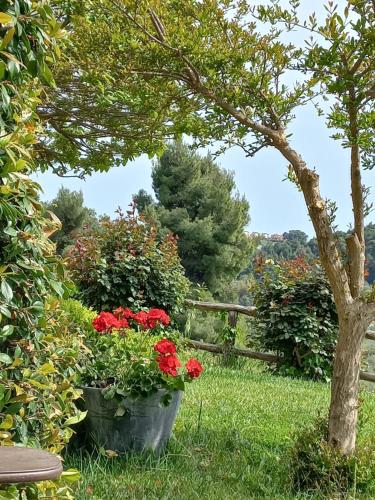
185;299;375;384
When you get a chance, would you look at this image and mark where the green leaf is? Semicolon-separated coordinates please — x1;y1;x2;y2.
1;324;14;339
1;280;13;302
0;60;6;79
1;27;15;49
64;410;87;427
61;469;81;483
0;353;12;365
0;13;13;25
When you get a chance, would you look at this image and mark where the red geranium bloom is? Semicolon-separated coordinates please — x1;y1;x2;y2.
185;359;204;379
118;318;130;328
133;311;149;329
154;339;176;355
147;308;170;328
92;312;122;333
114;307;135;320
157;354;181;377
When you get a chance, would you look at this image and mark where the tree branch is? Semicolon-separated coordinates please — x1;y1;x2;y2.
347;87;365;297
268;136;353;309
346;233;363;298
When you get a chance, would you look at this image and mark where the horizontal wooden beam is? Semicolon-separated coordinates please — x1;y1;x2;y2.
360;371;375;383
187;340;375;384
185;300;257;317
186;339;280;363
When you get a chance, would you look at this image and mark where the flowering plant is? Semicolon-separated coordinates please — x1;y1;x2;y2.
81;307;203;403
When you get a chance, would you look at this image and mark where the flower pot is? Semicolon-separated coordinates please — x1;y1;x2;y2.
81;387;182;455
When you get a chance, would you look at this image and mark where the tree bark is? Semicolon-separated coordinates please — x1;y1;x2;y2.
328;302;371;454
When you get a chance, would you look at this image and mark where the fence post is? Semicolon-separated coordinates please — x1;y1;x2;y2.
222;310;238;366
227;311;238;345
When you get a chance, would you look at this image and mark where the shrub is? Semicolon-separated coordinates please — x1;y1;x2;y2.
67;207;190;314
289;415;375;496
0;1;83;497
250;256;338;380
0;297;87;452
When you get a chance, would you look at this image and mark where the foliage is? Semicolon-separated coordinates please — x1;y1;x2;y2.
254;230;316;263
81;307;203;402
251;257;338;380
135;141;254;293
67;206;190;313
289;415;375;496
43;0;374;177
44;186;98;254
0;297;87;450
59;297;97;331
0;469;81;499
0;2;84;496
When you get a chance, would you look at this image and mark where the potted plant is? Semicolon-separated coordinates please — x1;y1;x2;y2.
80;307;203;455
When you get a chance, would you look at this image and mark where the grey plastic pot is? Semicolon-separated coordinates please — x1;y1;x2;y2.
81;387;182;455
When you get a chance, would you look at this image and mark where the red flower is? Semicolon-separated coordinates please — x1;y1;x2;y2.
185;359;203;379
154;339;176;355
157;354;181;377
114;307;135;320
118;318;130;328
147;309;170;328
92;312;122;333
133;311;149;329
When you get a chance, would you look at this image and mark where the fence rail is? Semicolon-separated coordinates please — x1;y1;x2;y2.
185;299;375;383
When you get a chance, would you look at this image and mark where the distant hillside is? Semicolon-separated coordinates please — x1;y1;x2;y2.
248;225;375;284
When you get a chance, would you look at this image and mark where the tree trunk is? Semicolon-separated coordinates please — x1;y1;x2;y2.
328;303;369;454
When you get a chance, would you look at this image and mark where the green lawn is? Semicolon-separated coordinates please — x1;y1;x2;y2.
66;353;375;499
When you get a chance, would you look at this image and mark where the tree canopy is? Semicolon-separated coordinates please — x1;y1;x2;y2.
135;142;253;292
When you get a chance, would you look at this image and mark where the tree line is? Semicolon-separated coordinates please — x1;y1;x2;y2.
46;142;375;293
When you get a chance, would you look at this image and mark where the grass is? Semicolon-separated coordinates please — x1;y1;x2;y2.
65;352;375;499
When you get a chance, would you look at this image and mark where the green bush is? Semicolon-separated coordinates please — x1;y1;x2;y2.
0;1;84;497
0;297;87;452
289;415;375;496
67;208;190;313
250;257;338;380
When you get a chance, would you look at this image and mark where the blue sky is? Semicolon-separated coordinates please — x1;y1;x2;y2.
34;1;374;238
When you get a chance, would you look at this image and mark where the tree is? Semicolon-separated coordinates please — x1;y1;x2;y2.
45;186;98;253
135;142;254;292
256;230;315;262
52;0;374;455
133;188;155;214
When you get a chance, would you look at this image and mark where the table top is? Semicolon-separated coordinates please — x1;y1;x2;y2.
0;446;63;484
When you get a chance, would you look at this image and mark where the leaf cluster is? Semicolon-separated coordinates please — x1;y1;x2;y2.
67;207;190;312
0;2;82;496
81;328;187;401
251;257;338;380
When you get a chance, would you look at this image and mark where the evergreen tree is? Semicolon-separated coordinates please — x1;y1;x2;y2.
135;142;254;293
45;187;98;254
